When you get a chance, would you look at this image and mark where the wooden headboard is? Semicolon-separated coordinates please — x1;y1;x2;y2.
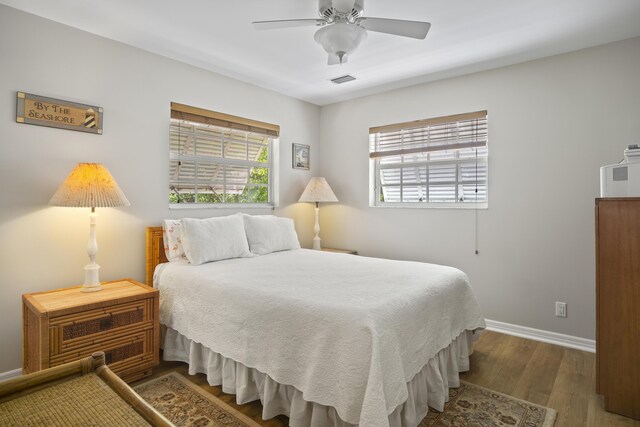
145;226;168;286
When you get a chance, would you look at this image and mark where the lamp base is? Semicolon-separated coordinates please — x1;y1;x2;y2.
312;206;322;250
83;263;101;292
81;283;102;293
83;210;101;292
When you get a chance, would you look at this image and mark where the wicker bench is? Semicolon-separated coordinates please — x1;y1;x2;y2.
0;352;173;426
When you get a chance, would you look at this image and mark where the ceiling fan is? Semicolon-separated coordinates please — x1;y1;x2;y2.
252;0;431;65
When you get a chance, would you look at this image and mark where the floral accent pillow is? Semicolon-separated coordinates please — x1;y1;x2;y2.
163;219;187;262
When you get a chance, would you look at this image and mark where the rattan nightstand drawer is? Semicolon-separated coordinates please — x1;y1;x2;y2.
48;299;153;356
49;328;156;383
49;327;154;364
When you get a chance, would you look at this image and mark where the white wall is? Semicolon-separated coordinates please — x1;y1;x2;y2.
0;6;321;372
319;37;640;341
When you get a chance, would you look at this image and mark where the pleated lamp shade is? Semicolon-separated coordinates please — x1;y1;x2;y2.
49;163;130;208
298;177;338;203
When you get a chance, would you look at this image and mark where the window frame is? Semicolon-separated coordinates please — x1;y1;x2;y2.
369;111;488;209
169;103;279;209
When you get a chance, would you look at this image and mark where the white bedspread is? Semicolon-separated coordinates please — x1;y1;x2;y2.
155;249;485;426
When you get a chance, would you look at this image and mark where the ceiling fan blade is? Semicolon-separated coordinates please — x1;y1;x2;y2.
328;53;348;65
252;19;326;30
357;17;431;39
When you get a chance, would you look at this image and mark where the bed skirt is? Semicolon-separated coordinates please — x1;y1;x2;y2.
163;327;480;427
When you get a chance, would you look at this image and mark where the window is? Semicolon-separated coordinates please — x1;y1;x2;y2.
169;103;278;207
369;111;488;208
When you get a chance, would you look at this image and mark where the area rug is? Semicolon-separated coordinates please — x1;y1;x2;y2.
134;372;261;427
135;373;555;427
421;381;557;427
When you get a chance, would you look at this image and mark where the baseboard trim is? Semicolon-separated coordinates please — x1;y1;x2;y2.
485;319;595;353
0;368;22;381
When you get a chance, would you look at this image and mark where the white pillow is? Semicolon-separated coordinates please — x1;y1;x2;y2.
243;215;301;255
181;215;252;265
163;219;186;262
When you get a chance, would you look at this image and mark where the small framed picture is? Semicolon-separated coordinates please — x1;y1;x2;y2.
292;143;310;170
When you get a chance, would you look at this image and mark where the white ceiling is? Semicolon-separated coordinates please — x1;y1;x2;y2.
3;0;640;106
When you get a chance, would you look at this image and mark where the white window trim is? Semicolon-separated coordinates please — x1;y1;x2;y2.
169;139;280;209
369;112;488;209
369;159;489;209
169;203;277;210
168;117;279;208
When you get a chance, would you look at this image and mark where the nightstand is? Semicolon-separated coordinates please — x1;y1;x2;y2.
22;278;159;383
321;247;358;255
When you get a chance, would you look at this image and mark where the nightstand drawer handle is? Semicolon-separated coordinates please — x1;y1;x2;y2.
100;317;113;330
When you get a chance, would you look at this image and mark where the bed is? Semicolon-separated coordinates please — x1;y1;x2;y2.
146;224;485;427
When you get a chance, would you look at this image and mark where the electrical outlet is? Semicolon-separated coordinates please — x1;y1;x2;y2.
555;302;567;318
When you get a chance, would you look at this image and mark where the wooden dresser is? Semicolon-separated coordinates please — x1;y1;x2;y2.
22;278;159;383
595;198;640;420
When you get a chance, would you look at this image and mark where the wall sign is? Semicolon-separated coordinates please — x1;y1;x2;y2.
16;92;103;134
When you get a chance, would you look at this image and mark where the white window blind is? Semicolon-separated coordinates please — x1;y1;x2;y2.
369;111;488;207
169;103;278;207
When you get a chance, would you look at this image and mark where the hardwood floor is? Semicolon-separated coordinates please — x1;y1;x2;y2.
139;331;639;426
461;331;639;427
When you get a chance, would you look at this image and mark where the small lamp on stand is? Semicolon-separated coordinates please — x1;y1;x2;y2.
49;163;130;292
298;177;338;250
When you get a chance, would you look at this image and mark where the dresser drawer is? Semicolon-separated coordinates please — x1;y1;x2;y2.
49;329;155;372
48;298;154;356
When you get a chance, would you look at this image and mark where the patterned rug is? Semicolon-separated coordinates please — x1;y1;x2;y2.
134;372;261;427
135;373;556;427
421;381;557;427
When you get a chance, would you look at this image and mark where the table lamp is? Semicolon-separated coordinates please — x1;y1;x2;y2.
298;177;338;250
49;163;130;292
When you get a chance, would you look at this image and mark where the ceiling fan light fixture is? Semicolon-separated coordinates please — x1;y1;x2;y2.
253;0;430;65
314;22;367;62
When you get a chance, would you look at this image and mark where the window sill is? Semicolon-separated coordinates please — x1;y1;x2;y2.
369;202;488;209
169;203;275;210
